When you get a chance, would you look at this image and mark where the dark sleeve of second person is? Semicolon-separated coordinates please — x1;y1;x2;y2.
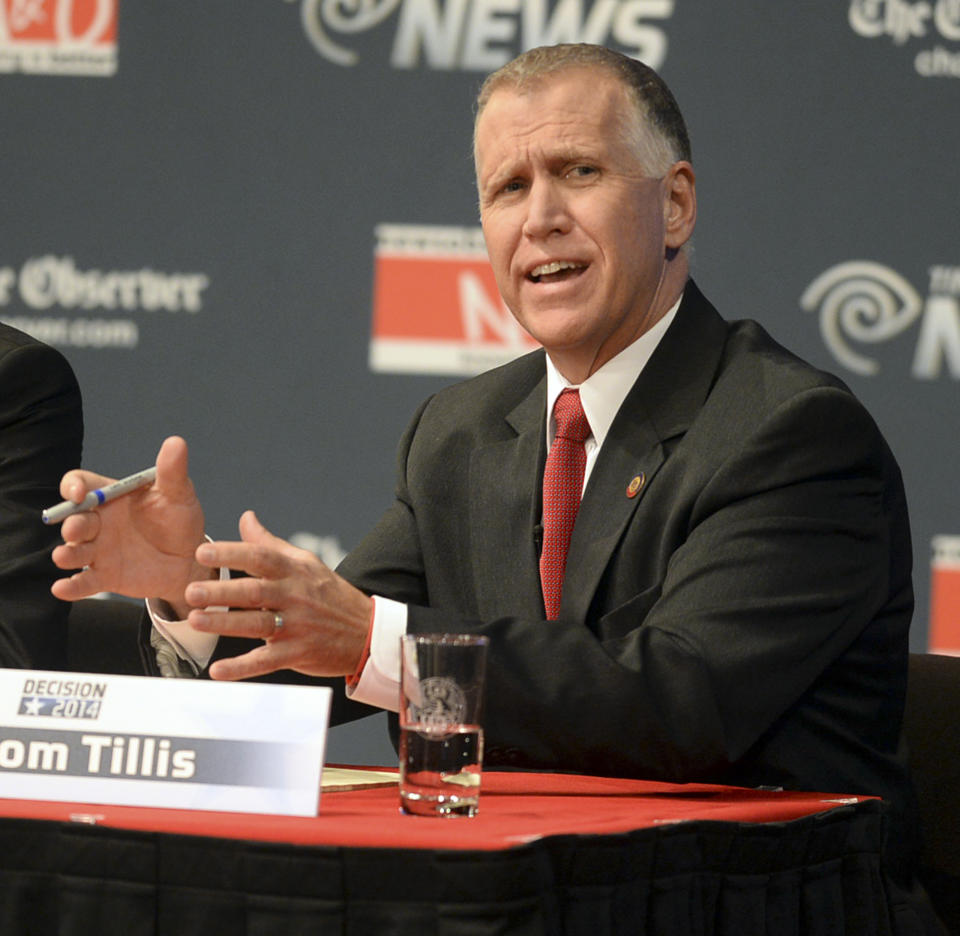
0;327;83;671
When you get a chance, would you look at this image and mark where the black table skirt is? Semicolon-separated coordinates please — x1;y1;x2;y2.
0;799;912;936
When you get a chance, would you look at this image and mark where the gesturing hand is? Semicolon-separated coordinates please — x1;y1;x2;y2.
183;510;373;681
51;436;208;613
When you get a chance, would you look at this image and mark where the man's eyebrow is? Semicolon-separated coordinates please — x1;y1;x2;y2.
478;142;607;193
552;146;593;161
544;147;608;171
479;164;520;192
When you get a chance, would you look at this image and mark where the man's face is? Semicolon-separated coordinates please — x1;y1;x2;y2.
475;69;686;382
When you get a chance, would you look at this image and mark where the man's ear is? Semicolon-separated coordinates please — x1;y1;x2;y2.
663;161;696;250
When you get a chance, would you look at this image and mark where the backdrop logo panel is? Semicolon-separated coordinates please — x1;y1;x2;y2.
800;260;960;379
930;535;960;654
0;254;211;350
0;0;117;76
293;0;675;69
848;0;960;77
369;223;537;376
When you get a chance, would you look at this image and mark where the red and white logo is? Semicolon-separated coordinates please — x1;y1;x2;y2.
0;0;117;76
930;535;960;655
369;224;538;377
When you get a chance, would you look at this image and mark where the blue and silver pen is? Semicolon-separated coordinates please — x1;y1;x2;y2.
41;466;157;524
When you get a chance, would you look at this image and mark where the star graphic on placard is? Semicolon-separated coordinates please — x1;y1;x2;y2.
20;696;42;716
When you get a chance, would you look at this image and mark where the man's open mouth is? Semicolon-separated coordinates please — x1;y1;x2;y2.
528;261;587;284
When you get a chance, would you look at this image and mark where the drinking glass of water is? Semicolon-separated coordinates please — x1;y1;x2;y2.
399;633;489;817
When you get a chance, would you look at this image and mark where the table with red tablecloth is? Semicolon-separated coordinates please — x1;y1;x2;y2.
0;770;893;935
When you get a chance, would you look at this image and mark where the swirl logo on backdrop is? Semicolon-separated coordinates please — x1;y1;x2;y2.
800;260;960;379
848;0;960;77
0;255;211;350
0;0;117;76
369;223;538;376
288;0;675;69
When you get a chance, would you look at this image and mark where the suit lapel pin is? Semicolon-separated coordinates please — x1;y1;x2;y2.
626;473;645;498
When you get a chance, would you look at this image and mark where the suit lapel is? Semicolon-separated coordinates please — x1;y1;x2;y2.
561;415;665;624
561;282;729;624
469;371;548;622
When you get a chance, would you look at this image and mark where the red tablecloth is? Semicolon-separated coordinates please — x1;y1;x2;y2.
0;768;871;851
0;769;896;935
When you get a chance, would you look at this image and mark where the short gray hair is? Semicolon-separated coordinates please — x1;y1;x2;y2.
474;44;691;178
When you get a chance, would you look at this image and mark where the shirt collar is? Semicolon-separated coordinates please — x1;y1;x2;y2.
545;293;683;448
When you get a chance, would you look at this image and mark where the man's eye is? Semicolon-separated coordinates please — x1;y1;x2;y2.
502;179;525;194
567;165;597;179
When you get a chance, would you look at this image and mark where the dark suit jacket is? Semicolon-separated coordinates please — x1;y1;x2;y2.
338;280;919;885
0;323;83;670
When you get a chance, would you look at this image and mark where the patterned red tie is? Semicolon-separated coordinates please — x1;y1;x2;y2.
540;389;591;620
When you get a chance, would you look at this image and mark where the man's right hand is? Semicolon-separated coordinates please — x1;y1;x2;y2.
51;436;208;617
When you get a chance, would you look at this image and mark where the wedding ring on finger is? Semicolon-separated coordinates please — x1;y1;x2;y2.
272;612;284;633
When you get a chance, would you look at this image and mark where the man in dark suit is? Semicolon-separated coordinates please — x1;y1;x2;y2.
0;322;83;670
51;44;932;924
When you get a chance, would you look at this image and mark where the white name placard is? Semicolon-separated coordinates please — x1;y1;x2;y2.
0;668;332;816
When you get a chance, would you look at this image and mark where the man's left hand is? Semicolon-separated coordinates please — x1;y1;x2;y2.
184;510;372;681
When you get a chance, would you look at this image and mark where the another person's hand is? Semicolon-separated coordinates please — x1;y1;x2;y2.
184;510;373;681
51;436;208;615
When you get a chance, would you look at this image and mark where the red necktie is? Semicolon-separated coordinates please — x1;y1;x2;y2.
540;389;591;620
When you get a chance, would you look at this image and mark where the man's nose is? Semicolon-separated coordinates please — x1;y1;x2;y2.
522;179;571;239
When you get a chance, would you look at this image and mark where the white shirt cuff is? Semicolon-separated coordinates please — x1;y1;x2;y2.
345;595;406;712
146;563;229;672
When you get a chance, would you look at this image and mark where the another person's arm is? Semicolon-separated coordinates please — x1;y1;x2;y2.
0;331;82;670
